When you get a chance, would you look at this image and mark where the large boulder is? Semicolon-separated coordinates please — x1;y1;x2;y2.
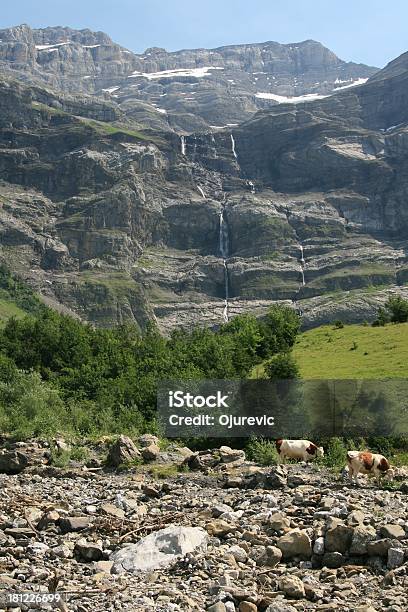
366;538;395;557
219;445;246;464
141;443;160;461
251;544;282;567
277;529;312;559
349;525;377;555
107;435;141;467
379;524;406;540
111;525;208;573
138;434;159;448
245;466;287;489
324;522;353;553
0;450;28;474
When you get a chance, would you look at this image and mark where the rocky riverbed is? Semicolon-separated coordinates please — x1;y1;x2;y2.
0;438;408;611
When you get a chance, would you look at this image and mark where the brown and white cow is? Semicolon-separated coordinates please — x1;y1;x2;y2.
275;439;324;463
346;451;393;484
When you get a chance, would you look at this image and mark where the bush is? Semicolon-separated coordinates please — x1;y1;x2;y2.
257;305;300;359
70;446;91;463
264;352;299;380
384;296;408;323
321;437;348;471
246;437;279;465
333;320;344;329
372;306;389;327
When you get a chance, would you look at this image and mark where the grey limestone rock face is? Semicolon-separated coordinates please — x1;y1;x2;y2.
0;25;377;131
1;26;408;332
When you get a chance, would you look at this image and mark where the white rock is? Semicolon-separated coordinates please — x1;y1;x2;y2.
111;525;208;573
313;536;325;555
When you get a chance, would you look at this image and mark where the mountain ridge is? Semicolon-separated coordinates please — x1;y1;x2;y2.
0;24;378;132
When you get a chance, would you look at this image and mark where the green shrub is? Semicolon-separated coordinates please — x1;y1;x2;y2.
384;296;408;323
246;437;279;466
321;437;348;471
372;306;389;327
70;446;90;463
264;352;299;380
49;448;71;468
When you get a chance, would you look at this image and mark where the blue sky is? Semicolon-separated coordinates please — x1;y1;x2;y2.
2;0;408;68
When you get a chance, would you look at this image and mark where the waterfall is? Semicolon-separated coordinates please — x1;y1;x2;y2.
299;245;306;286
222;260;229;323
219;206;230;323
180;135;186;156
248;180;255;194
219;209;229;258
197;185;205;199
211;134;218;158
230;134;237;159
192;136;197;161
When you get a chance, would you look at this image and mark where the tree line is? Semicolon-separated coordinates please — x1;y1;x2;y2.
0;302;300;439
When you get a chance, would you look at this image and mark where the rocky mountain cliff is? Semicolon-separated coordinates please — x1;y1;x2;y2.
1;25;408;332
0;24;377;132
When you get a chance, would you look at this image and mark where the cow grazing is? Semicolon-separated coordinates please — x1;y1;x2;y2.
275;439;324;463
346;451;393;484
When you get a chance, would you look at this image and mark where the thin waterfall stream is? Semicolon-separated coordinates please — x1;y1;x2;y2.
219;204;230;323
299;244;306;286
180;135;186;156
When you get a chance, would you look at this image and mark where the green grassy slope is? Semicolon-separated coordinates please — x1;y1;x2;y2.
293;323;408;379
0;266;45;325
0;297;26;323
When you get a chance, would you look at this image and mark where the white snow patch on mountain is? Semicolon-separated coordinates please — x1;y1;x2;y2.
35;42;71;51
255;92;328;103
128;67;224;80
333;78;369;90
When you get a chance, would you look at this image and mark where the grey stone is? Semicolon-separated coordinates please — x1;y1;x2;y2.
278;574;305;599
322;551;345;568
111;525;208;573
107;435;141;467
58;516;92;533
313;536;325;555
219;445;245;464
379;524;406;540
75;539;103;561
138;434;159;448
325;523;353;553
141;443;160;461
0;450;28;474
387;547;405;569
277;529;312;558
349;525;377;555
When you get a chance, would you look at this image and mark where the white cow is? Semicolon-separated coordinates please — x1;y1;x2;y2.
275;439;324;463
346;450;393;484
